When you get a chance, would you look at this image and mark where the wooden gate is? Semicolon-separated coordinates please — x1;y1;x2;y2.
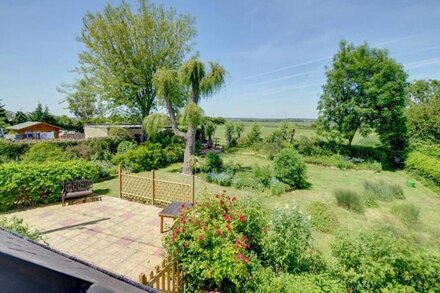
118;165;195;206
139;258;182;293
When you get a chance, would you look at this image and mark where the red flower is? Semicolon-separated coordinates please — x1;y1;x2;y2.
262;226;268;234
215;194;220;198
198;235;204;242
223;214;232;222
239;215;246;222
237;253;249;263
216;229;222;236
231;196;236;202
220;200;225;205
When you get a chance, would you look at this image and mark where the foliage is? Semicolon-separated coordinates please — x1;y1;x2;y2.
58;78;97;120
163;192;267;292
29;102;57;125
317;40;408;163
74;0;196;119
245;124;262;146
112;143;165;172
306;201;339;233
262;206;323;274
0;217;45;241
21;142;68;163
235;122;245;139
117;140;137;154
142;113;170;140
0;161;99;211
334;189;364;213
204;153;223;172
391;203;420;226
407;80;440;143
256;271;344;293
304;154;382;172
273;148;307;189
0;99;7;128
406;151;440;187
253;165;273;189
163;143;185;164
180;103;204;127
332;229;440;292
225;121;235;148
206;172;232;186
204;120;216;146
262;124;291;159
108;127;130;140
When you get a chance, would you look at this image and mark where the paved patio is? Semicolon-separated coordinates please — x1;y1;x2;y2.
5;196;168;282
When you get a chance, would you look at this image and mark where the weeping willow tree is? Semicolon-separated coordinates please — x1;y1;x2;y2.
153;58;226;174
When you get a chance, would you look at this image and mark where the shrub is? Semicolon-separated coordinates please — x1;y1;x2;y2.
108;127;130;140
306;201;339;233
332;229;440;292
163;192;267;292
406;151;440;187
203;152;223;172
223;161;242;176
117;140;137;154
253;165;273;189
245;124;262;146
206;172;232;186
273;148;307;189
363;180;405;202
0;140;30;160
257;272;344;293
334;189;364;213
269;178;289;196
112;143;164;172
231;173;253;189
0;160;100;211
262;206;324;274
84;137;122;161
163;143;184;164
304;154;382;172
0;216;45;241
293;136;325;156
391;203;420;226
21;142;67;163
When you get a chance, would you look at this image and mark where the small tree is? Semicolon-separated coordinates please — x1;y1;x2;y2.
235;122;245;139
153;58;226;174
225;122;235;148
273;148;307;189
0;99;7;129
245;124;262;146
204;120;216;147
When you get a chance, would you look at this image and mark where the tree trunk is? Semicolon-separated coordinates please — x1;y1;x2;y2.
182;124;197;174
226;134;231;148
348;132;355;146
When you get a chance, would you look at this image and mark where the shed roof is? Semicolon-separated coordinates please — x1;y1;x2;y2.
6;121;60;131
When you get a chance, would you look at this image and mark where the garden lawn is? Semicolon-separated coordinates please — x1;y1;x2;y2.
95;150;440;257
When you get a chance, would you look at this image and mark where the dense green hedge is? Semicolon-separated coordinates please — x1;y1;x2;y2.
406;151;440;187
0;160;100;211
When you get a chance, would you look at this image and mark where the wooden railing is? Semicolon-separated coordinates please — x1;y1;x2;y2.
118;165;195;206
139;258;181;293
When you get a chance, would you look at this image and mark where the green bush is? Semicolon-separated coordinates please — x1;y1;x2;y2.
112;143;165;172
406;151;440;187
262;206;324;274
0;160;99;211
117;140;137;154
334;189;364;213
363;180;405;202
253;165;273;189
273;148;307;189
0;140;30;161
304;154;382;171
257;272;344;293
245;124;263;146
293;136;326;156
203;152;223;172
163;192;267;292
391;203;420;226
21;142;67;162
306;201;339;233
163;143;184;164
0;216;45;241
332;229;440;292
108;127;130;140
84;137;123;161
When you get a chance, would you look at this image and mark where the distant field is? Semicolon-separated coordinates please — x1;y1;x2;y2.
214;120;380;146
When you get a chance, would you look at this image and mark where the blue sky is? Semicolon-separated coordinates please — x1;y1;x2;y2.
1;0;440;118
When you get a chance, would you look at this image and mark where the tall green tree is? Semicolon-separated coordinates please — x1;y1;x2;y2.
13;111;29;124
153;58;226;174
317;41;408;162
30;103;56;124
58;78;97;120
407;79;440;143
74;0;196;121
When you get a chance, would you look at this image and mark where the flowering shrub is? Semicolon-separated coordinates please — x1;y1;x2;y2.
163;192;267;292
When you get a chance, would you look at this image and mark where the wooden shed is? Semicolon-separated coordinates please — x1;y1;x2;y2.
6;121;60;140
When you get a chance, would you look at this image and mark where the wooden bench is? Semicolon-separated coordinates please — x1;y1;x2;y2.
61;180;94;206
159;202;193;233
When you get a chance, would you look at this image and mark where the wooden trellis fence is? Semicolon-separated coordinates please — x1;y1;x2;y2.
118;165;195;206
139;258;182;293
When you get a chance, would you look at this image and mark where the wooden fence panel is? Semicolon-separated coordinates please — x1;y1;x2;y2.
139;258;182;293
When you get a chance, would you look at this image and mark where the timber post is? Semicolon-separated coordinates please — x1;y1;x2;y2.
118;164;122;198
152;170;156;205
